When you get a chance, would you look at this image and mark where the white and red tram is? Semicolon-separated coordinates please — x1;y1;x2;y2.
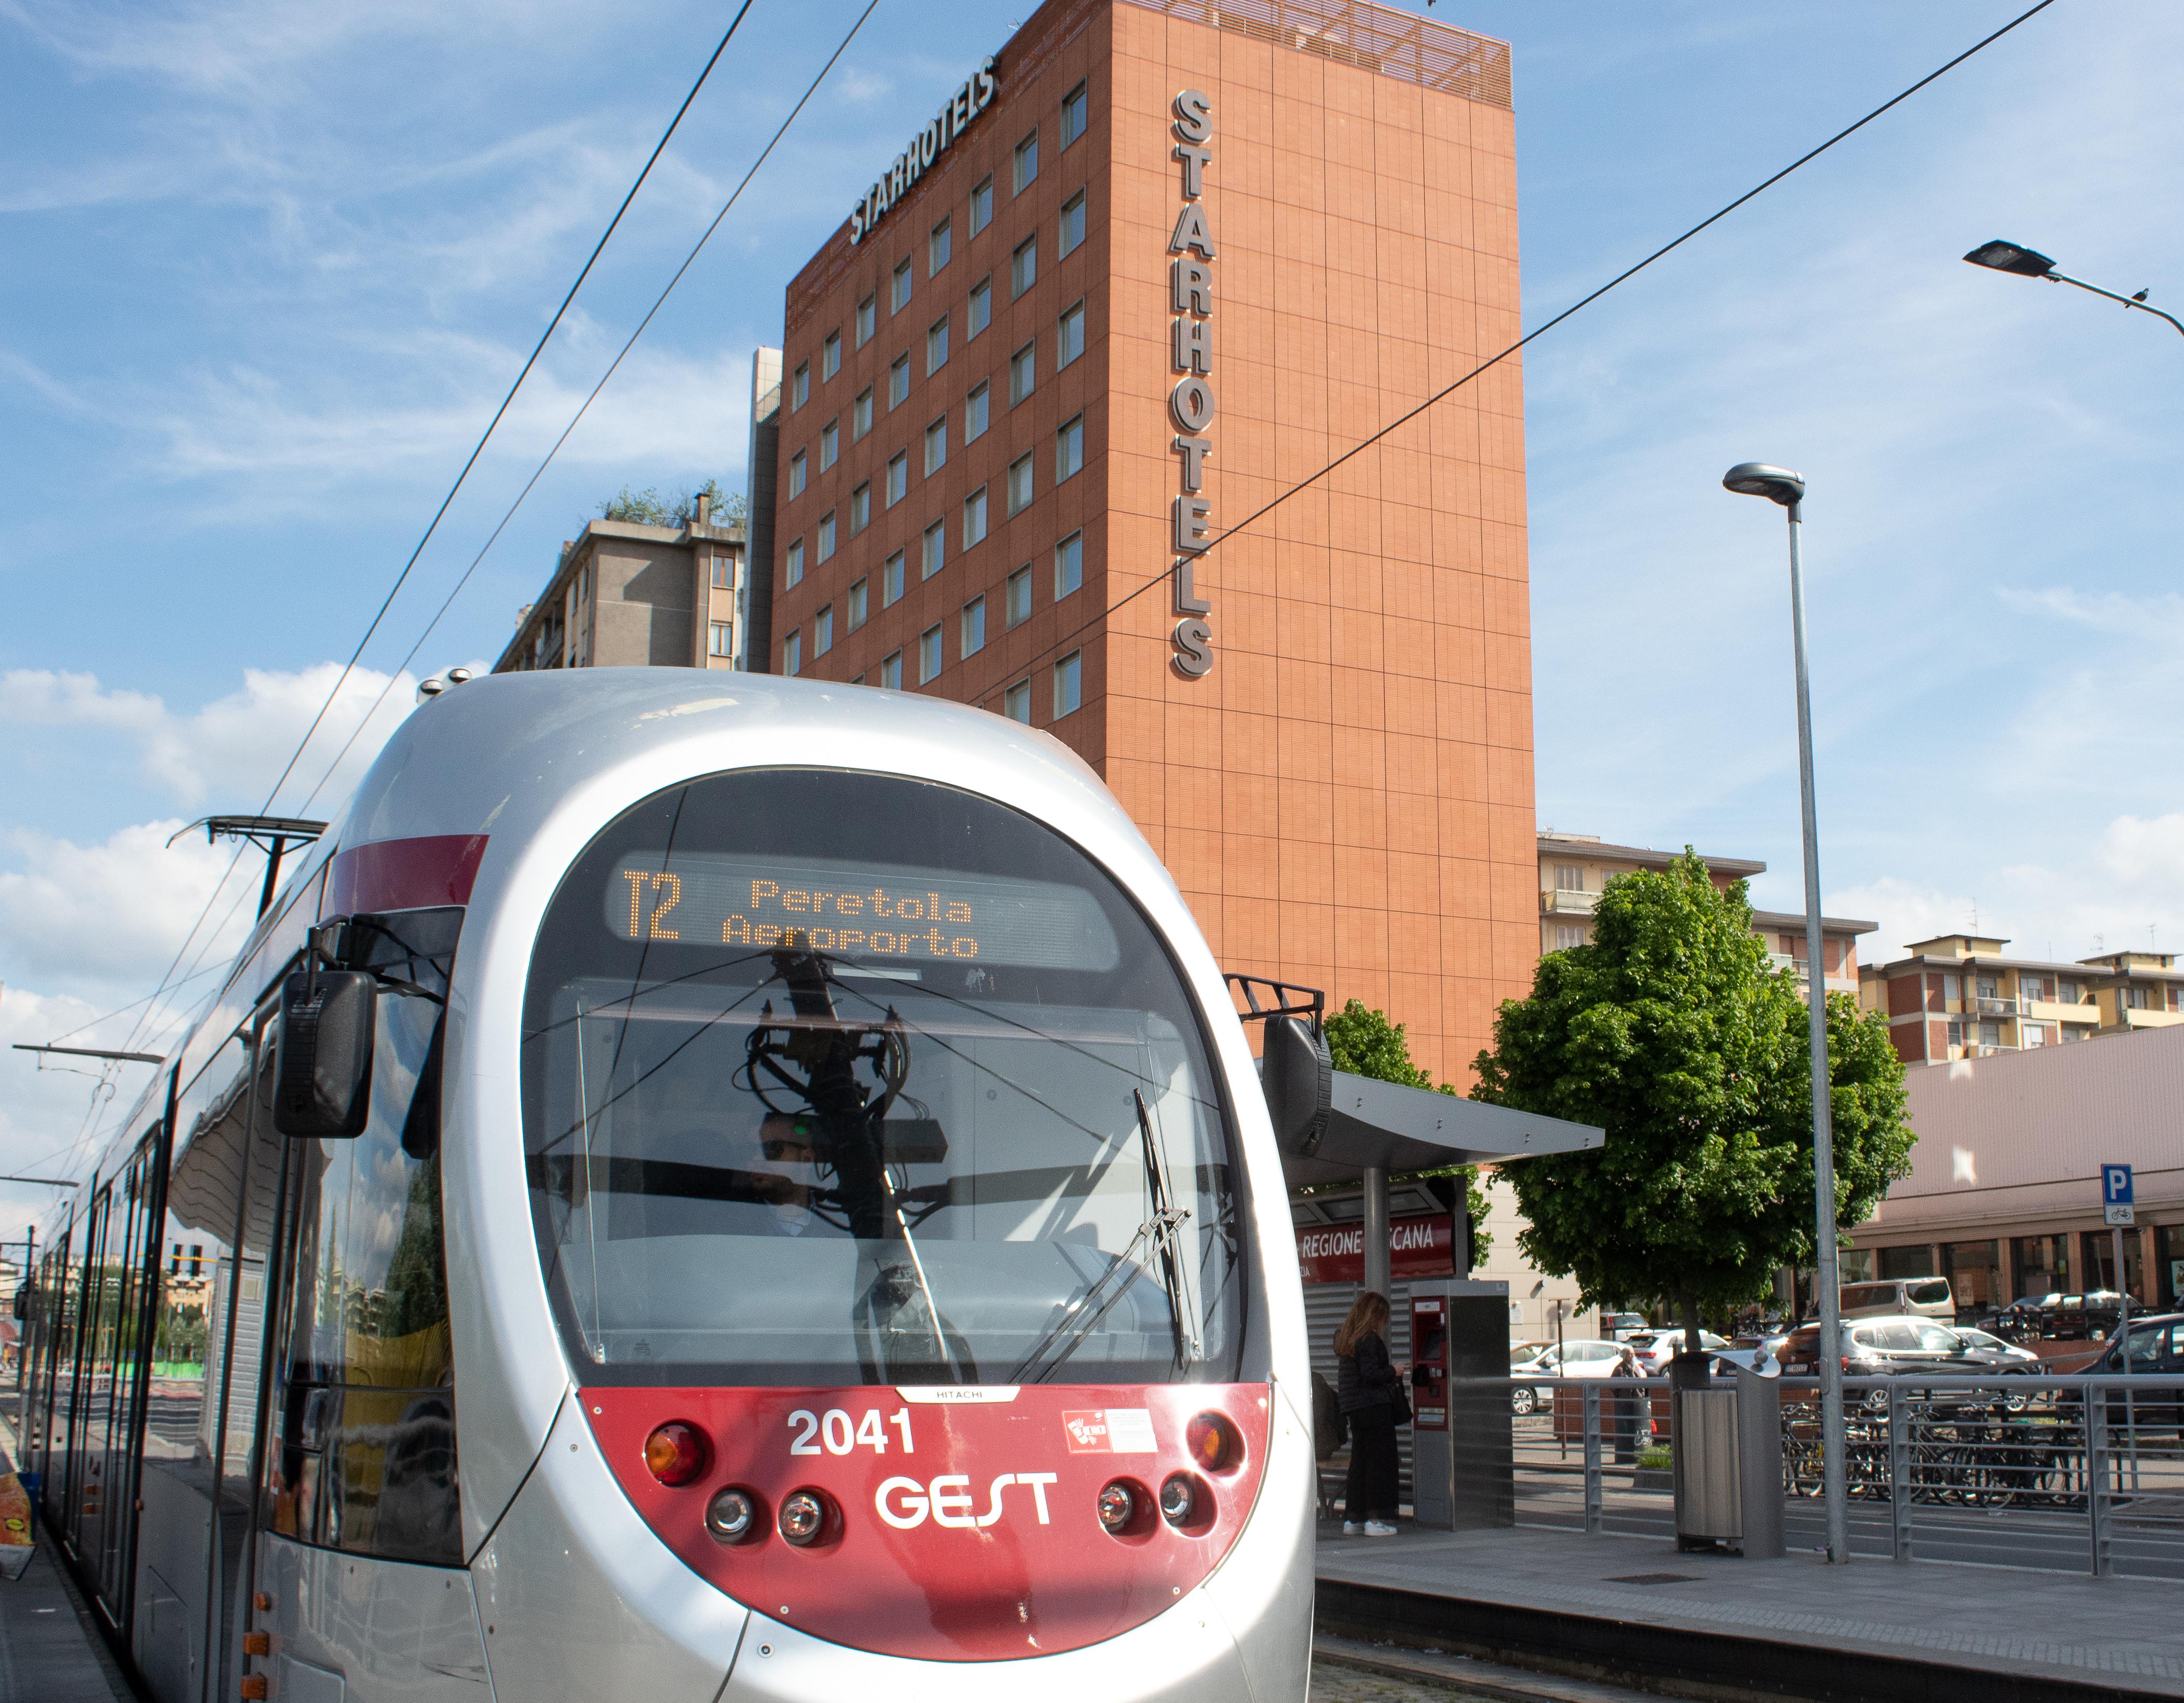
17;670;1316;1703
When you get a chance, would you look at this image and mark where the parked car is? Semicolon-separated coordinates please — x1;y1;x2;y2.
2070;1314;2184;1431
1624;1328;1728;1373
1706;1348;1777;1376
2042;1291;2126;1340
1599;1312;1651;1342
1839;1278;1954;1320
1777;1315;2040;1405
1510;1338;1629;1414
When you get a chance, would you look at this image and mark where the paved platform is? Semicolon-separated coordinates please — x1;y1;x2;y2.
1317;1523;2182;1702
0;1432;134;1703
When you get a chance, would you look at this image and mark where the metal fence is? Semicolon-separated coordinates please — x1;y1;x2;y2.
1511;1373;2184;1580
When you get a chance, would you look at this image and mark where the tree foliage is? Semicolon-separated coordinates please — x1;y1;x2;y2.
1470;853;1913;1333
1321;998;1492;1264
597;479;745;528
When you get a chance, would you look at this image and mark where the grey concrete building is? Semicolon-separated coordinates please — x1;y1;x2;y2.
496;499;748;675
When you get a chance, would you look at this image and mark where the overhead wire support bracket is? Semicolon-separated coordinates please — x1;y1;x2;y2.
167;815;330;919
14;1044;167;1065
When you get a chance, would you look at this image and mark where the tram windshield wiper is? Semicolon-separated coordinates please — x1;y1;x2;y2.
1008;1089;1198;1384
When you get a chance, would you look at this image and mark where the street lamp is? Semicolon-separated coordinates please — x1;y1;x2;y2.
1963;239;2184;339
1722;461;1850;1567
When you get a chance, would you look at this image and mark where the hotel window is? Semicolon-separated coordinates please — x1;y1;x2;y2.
1008;452;1034;516
854;387;873;438
968;277;991;337
1011;233;1037;299
970;175;993;234
819;418;838;469
880;650;903;690
788;449;807;497
1010;341;1036;405
1014;130;1038;194
1004;679;1031;723
919;624;942;685
961;594;986;658
708;621;733;658
1053;530;1082;599
821;330;841;380
847;576;868;631
929;216;952;275
1005;564;1032;627
1058;300;1085;369
925;415;947;475
783;631;802;676
921;520;945;579
1061;80;1088;148
792;361;809;408
892;257;913;312
885;454;906;507
882;550;905;606
817;510;836;562
963;486;988;549
927;314;950;375
1055;414;1083;483
856;293;876;346
965;380;989;443
849;482;870;535
889;354;909;408
784;537;804;588
1052;650;1081;719
1060;190;1085;257
814;604;834;657
711;556;735;589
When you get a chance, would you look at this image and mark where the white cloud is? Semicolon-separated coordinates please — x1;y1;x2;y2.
0;661;417;809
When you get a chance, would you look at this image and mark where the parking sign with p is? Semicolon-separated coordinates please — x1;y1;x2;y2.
2104;1163;2136;1227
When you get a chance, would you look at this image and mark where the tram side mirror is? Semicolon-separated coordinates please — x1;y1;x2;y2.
1260;1013;1332;1157
274;970;377;1139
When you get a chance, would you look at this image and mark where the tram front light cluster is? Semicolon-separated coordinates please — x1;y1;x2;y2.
706;1488;759;1544
644;1420;711;1487
1185;1410;1243;1474
1097;1480;1136;1533
779;1488;830;1546
1159;1473;1197;1527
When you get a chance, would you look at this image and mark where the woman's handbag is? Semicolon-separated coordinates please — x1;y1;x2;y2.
1390;1384;1413;1427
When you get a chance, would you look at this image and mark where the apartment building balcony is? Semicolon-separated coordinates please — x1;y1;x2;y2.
1542;889;1599;916
1975;997;2018;1018
2119;1007;2184;1031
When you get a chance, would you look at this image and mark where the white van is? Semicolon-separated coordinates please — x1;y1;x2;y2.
1840;1277;1954;1320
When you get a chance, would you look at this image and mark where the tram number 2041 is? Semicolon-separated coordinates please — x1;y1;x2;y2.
788;1407;916;1456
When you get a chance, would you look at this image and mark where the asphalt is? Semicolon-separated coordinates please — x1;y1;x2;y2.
1317;1522;2184;1702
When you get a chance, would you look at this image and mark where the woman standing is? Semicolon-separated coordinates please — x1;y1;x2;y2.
1333;1289;1405;1536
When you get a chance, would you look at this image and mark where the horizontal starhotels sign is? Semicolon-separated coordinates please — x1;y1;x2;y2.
850;56;999;246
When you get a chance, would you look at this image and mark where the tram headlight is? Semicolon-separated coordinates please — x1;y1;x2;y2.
1097;1480;1136;1533
706;1488;759;1544
779;1488;830;1546
1159;1473;1197;1528
643;1421;711;1487
1185;1410;1243;1474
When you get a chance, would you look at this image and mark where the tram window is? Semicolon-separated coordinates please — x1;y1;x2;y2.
267;909;462;1566
520;769;1246;1388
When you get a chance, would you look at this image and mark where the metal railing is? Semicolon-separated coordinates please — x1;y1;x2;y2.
1511;1373;2184;1580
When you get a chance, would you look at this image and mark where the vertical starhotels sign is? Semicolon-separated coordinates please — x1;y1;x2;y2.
1167;90;1215;678
849;57;1000;246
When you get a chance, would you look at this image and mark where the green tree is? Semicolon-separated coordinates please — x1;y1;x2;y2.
1320;998;1491;1264
1470;852;1913;1349
597;479;745;528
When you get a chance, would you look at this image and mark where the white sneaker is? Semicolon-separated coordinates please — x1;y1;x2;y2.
1341;1521;1363;1535
1364;1520;1399;1537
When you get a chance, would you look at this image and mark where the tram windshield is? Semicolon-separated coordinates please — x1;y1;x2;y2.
520;768;1246;1387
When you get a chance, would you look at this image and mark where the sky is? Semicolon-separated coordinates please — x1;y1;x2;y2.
4;0;2182;1238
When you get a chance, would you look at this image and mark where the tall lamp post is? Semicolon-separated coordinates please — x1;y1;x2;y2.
1962;240;2184;340
1722;462;1849;1566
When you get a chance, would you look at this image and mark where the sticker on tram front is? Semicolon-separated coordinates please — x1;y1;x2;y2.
1060;1408;1157;1453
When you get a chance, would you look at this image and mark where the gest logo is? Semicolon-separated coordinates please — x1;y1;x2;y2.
875;1471;1058;1530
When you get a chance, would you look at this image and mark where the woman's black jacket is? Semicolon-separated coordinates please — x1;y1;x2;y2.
1336;1330;1400;1414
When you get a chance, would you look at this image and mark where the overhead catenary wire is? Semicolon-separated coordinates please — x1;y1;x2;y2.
296;0;889;810
97;5;763;1082
975;0;2063;708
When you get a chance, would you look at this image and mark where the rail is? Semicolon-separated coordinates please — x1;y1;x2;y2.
1510;1372;2184;1580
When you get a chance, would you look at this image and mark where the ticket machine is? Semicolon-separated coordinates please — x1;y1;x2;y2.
1409;1278;1513;1530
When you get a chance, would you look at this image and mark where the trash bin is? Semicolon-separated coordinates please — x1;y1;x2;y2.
1670;1354;1782;1557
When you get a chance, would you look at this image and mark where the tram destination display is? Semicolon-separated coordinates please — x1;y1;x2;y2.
603;852;1120;970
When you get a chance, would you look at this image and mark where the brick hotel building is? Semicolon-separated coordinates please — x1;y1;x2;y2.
749;0;1530;1084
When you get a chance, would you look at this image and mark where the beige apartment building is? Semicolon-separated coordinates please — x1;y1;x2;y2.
1860;934;2184;1066
495;501;748;675
1537;830;1871;1001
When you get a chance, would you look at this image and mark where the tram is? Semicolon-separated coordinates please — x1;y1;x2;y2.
15;670;1316;1702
